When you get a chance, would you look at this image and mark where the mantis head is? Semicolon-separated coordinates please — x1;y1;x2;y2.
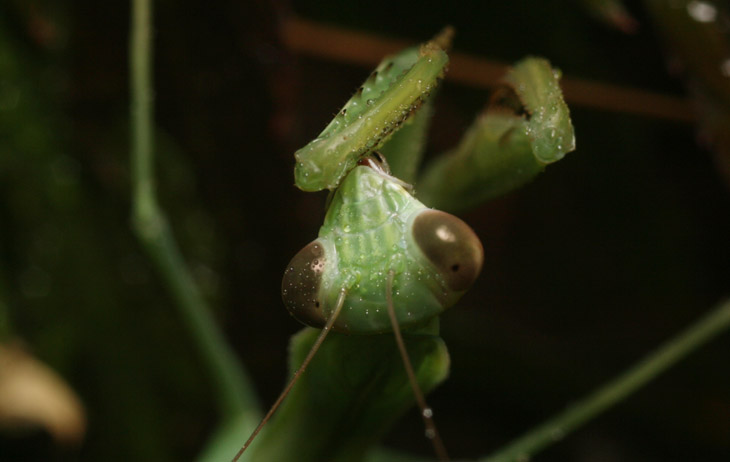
282;162;483;333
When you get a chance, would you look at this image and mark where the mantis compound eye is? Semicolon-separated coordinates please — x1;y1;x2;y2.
281;240;328;328
412;209;484;292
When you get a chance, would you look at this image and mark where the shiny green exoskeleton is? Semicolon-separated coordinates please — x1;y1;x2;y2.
282;157;484;334
232;29;575;462
293;39;449;192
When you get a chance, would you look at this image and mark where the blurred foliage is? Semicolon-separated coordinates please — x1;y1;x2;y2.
0;1;728;461
644;0;730;187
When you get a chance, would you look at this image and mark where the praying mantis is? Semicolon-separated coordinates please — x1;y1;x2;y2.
228;29;575;462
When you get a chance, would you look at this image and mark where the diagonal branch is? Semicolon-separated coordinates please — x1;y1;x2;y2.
280;17;695;123
483;298;730;462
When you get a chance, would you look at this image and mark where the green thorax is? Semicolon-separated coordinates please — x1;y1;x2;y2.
316;165;449;333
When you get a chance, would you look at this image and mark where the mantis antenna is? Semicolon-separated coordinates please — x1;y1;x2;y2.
230;288;348;462
386;269;450;462
251;161;482;461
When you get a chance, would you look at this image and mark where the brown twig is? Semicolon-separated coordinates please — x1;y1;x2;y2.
280;17;695;123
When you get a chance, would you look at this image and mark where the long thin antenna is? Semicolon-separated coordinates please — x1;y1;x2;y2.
231;289;348;462
386;270;450;462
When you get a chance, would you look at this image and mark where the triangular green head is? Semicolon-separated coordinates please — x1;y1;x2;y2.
282;156;484;333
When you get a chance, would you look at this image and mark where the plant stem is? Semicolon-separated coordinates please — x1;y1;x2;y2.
484;298;730;462
129;0;260;420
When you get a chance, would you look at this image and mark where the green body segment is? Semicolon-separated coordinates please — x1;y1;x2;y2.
294;43;448;192
417;112;537;211
505;57;575;163
417;57;575;212
247;326;449;462
380;96;434;184
316;166;453;333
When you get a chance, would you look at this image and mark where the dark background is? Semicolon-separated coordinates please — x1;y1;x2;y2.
0;0;729;461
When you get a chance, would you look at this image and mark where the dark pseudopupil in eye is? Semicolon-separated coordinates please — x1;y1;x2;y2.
412;209;484;292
